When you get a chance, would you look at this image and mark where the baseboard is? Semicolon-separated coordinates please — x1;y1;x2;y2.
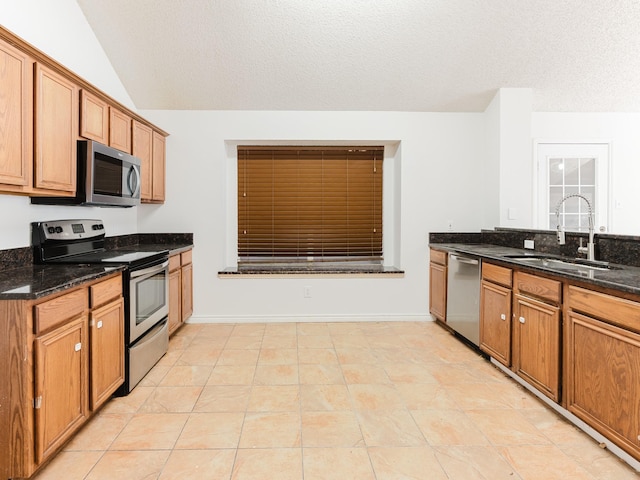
186;314;431;324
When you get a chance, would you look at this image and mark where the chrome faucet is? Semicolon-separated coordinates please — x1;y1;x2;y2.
555;193;595;261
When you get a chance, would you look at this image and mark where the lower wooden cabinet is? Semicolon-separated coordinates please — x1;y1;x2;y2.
0;272;123;479
566;311;640;459
480;280;512;366
168;248;193;335
34;316;88;464
429;248;447;322
512;294;561;401
90;297;125;410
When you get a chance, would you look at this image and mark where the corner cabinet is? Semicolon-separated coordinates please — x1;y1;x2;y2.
429;248;447;322
0;273;124;480
566;285;640;460
168;248;193;335
133;121;166;203
479;263;512;367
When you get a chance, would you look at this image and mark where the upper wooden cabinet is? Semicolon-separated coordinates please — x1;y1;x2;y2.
109;107;132;154
0;38;33;192
1;25;169;201
132;120;153;199
33;63;78;194
151;130;166;202
79;89;109;144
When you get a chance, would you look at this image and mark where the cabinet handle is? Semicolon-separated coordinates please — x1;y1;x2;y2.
500;314;506;321
97;320;103;329
519;317;525;324
74;342;82;352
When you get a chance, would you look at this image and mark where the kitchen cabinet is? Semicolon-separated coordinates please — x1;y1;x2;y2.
34;315;88;463
109;107;132;154
151;130;166;203
0;37;33;192
133;120;153;200
168;249;193;335
512;271;562;402
479;263;512;367
566;285;640;460
33;63;78;194
79;89;109;144
429;248;447;322
0;272;123;479
89;275;125;410
134;122;166;203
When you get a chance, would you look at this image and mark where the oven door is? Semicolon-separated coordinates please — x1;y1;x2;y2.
129;259;169;343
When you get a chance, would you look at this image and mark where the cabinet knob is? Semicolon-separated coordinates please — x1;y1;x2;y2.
74;342;82;352
519;317;526;324
500;314;506;321
97;320;103;329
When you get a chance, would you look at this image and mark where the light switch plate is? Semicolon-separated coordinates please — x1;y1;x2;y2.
524;239;535;249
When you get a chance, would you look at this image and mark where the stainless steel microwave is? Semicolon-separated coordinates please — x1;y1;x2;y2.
32;140;142;207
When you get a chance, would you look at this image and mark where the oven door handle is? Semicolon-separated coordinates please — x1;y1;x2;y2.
130;260;169;279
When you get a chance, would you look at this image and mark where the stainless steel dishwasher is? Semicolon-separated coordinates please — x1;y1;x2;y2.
446;252;481;346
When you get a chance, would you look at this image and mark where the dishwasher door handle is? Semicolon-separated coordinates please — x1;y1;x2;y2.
450;254;479;265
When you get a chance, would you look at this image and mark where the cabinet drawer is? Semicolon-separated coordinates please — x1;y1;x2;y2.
181;249;192;266
90;274;122;308
515;271;561;304
482;263;512;287
169;254;181;272
568;285;640;333
430;248;447;266
34;288;88;333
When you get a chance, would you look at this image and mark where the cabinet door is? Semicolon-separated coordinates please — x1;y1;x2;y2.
80;90;108;144
513;294;561;402
429;262;447;322
480;280;512;366
90;298;124;410
0;39;33;189
34;316;88;464
34;64;78;192
132;120;153;201
151;130;166;202
566;311;640;459
109;107;132;153
168;267;182;335
181;262;193;322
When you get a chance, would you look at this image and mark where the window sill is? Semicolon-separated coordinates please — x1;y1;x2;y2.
218;264;404;276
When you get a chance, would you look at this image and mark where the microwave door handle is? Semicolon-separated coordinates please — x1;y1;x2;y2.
128;166;141;197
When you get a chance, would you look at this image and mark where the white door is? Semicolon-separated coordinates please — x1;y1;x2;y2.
536;143;610;234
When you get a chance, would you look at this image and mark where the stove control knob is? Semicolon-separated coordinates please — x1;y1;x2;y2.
47;227;55;234
55;226;63;233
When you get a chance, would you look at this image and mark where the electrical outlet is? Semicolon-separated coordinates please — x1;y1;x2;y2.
303;286;312;298
524;239;535;249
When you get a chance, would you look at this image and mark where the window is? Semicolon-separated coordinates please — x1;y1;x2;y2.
536;143;609;233
237;146;383;263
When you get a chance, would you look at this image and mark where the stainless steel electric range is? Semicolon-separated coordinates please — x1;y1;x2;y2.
32;219;169;395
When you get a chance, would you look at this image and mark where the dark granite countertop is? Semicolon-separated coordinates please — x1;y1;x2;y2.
430;242;640;296
0;233;193;300
0;264;126;300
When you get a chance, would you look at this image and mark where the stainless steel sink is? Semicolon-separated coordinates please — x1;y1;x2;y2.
509;256;611;271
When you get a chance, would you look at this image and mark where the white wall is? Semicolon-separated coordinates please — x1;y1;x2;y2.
532;113;640;235
137;110;488;321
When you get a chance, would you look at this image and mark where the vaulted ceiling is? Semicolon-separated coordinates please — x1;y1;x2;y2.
77;0;640;112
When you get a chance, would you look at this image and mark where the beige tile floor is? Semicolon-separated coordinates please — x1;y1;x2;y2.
34;321;639;480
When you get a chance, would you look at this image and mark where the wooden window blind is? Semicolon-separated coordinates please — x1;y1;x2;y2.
238;146;383;261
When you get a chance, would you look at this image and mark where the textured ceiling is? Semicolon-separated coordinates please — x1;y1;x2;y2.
76;0;640;112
